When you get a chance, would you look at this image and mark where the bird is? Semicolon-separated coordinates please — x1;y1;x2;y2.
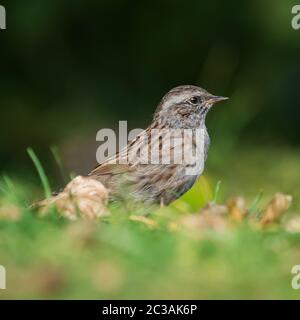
89;85;228;207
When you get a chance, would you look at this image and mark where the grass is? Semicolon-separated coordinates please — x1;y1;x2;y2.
0;146;300;299
212;180;222;204
27;148;52;199
248;189;264;217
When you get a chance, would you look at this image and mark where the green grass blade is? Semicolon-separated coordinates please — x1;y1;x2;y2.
3;175;14;190
249;189;264;216
0;175;16;201
27;148;52;198
50;145;68;183
212;180;222;203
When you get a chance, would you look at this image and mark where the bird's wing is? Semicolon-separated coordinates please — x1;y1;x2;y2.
88;162;133;192
89;128;149;182
90;127;150;171
90;163;131;177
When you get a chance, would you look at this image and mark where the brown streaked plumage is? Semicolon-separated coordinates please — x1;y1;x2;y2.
89;85;228;206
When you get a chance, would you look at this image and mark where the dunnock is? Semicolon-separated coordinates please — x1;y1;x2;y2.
90;85;228;206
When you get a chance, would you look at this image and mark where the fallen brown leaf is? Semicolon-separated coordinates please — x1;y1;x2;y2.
284;216;300;233
37;176;109;220
181;202;229;233
260;193;292;226
200;202;228;216
0;203;21;220
129;215;157;229
226;197;247;221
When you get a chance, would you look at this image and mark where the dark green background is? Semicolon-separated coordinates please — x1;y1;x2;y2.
1;1;300;300
0;0;299;178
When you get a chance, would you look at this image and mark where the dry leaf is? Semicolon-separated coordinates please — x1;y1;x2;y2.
129;215;157;229
181;202;229;233
181;213;229;233
260;193;292;226
200;202;228;216
38;176;109;220
226;197;247;221
0;203;21;220
284;216;300;233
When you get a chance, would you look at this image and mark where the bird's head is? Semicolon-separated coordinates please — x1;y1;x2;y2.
153;85;228;128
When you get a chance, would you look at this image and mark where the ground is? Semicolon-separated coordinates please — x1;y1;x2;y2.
0;146;300;299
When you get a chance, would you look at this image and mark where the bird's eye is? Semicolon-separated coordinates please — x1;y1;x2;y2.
189;96;199;105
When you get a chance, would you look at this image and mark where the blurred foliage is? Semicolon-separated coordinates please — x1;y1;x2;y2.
0;147;299;299
1;0;300;299
0;0;300;177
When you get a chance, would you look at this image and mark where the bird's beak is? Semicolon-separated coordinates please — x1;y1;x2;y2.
206;95;229;105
